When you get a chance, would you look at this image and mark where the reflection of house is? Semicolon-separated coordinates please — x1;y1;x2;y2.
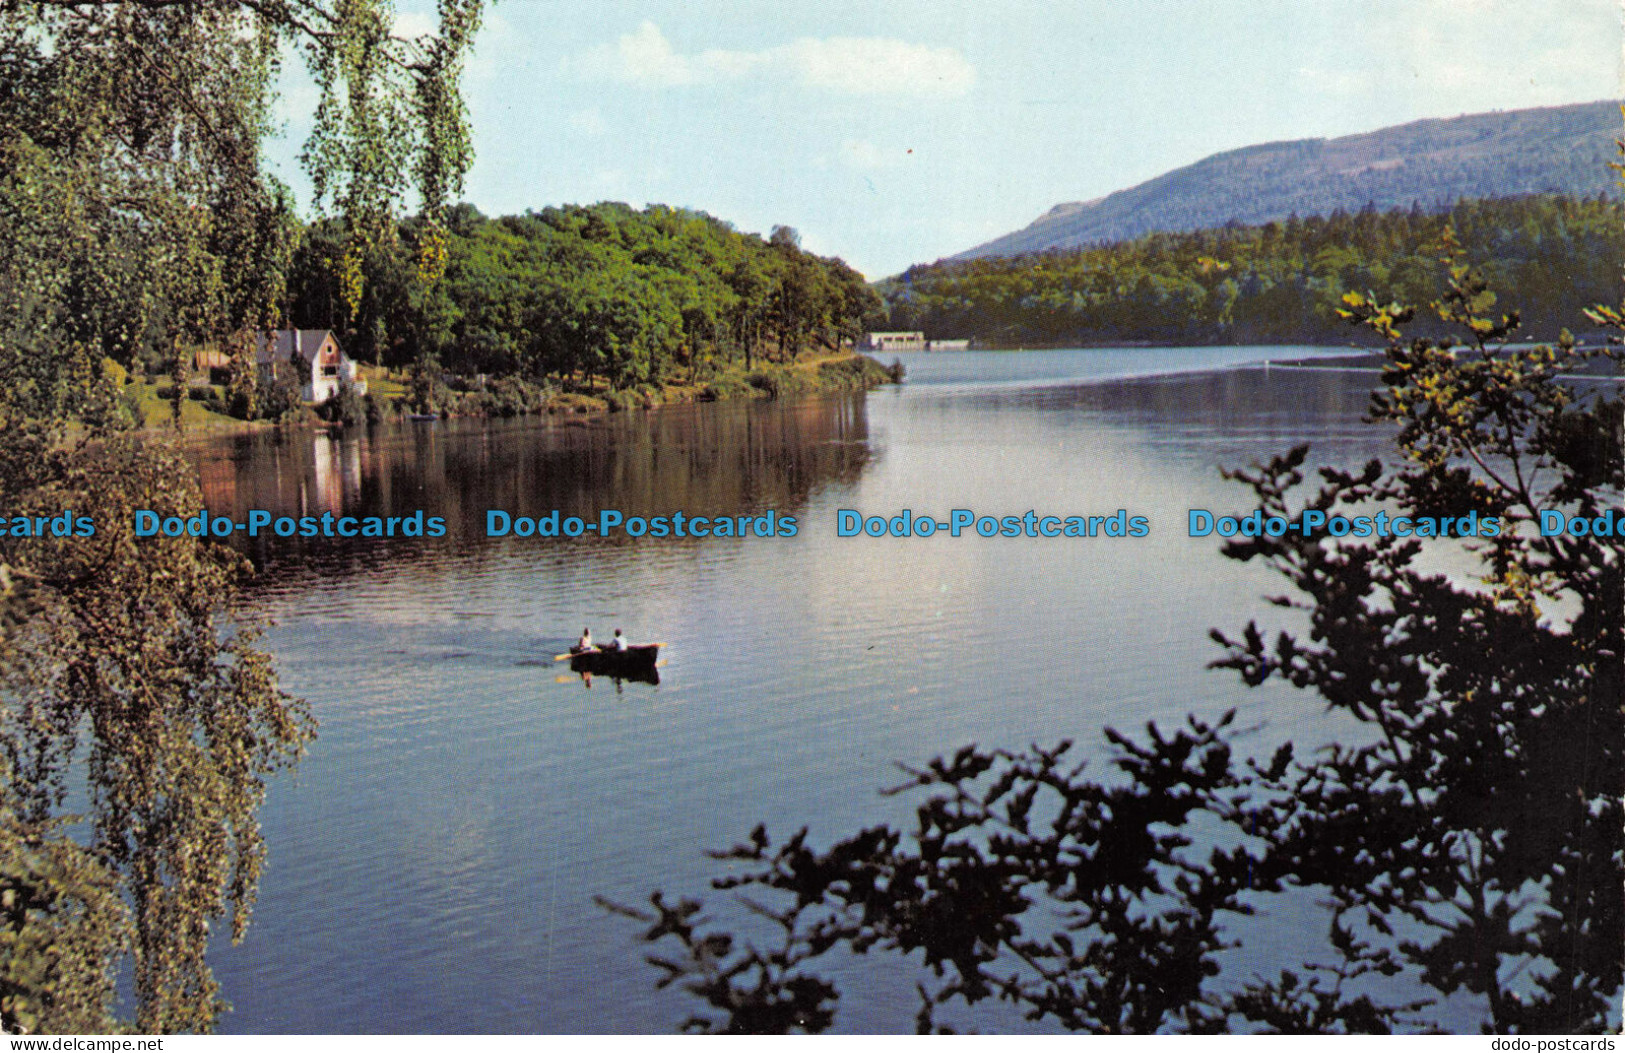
255;329;366;402
309;433;362;514
860;331;926;352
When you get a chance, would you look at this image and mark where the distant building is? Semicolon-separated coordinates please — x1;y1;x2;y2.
860;331;926;352
255;329;366;402
927;339;970;351
193;347;232;372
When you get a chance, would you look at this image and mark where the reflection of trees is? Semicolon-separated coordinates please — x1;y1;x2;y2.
189;395;874;572
609;269;1621;1032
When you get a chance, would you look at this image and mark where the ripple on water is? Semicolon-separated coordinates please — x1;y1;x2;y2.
205;354;1405;1032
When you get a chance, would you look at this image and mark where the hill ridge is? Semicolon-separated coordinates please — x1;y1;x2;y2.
954;99;1621;262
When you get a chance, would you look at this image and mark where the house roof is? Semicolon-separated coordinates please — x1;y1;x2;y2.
255;329;338;364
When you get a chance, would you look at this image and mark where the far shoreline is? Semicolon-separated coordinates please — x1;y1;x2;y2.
914;331;1612;352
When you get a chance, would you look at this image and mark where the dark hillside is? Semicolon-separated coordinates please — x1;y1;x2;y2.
886;194;1623;347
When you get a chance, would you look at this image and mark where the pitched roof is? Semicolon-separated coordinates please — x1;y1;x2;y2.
255;329;338;364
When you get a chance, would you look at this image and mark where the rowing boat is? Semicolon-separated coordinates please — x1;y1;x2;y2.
567;643;660;681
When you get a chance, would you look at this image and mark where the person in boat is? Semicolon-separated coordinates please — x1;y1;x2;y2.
575;627;593;653
610;629;628;651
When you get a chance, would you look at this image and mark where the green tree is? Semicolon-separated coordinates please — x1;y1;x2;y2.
333;201;881;388
727;253;779;370
0;0;482;1032
1;431;315;1033
875;195;1624;348
0;754;131;1035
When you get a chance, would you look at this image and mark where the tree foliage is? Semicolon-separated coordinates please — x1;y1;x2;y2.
285;202;885;385
613;254;1623;1033
0;0;480;404
1;430;315;1033
882;195;1624;348
0;0;480;1032
1;780;130;1035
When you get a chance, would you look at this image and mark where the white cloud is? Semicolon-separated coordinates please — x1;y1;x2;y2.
591;168;630;198
611;20;700;85
571;22;974;98
782;36;973;97
466;10;518;82
394;8;517;82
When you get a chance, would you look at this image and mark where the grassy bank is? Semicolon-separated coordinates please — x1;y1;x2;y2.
124;380;250;431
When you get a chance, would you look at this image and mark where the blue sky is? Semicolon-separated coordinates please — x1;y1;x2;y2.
268;0;1621;277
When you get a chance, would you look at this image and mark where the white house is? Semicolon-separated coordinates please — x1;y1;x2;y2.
255;329;366;402
859;331;926;352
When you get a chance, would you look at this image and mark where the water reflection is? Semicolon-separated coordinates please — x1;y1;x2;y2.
569;668;659;690
191;350;1414;1033
189;394;873;579
310;432;363;514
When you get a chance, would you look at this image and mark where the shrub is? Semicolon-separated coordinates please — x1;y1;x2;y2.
698;377;752;402
745;369;782;397
547;392;605;415
320;381;368;427
603;390;639;413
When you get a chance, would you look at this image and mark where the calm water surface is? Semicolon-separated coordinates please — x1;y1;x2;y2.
197;346;1408;1032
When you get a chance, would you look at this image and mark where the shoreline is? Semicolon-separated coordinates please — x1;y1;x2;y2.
938;331;1613;352
135;352;900;440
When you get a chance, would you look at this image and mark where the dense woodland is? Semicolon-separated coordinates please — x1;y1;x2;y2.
883;194;1624;346
286;203;884;389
